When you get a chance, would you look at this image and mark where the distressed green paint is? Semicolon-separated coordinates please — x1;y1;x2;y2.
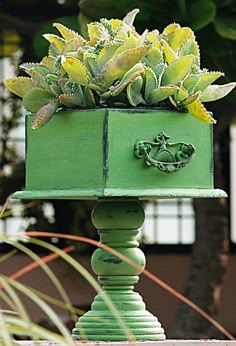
12;108;227;199
72;199;166;341
25;109;104;191
107;109;212;189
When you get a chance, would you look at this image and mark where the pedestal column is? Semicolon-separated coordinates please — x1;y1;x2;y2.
72;198;166;341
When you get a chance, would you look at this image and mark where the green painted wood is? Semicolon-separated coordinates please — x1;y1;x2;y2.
72;198;166;341
12;108;224;199
25;109;105;191
107;109;212;189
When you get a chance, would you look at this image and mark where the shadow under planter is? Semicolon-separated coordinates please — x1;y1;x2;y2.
12;108;226;341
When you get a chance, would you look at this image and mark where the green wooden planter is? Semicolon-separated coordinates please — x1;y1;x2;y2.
13;108;226;200
12;108;226;341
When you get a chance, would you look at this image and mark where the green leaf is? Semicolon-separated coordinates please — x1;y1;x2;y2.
41;56;57;72
150;85;178;104
161;39;177;64
23;88;55;112
108;62;144;97
162;23;181;36
195;71;224;91
20;62;51;77
200;82;236;102
178;39;200;62
144;67;157;101
97;44;121;69
183;74;200;94
189;0;216;31
181;91;201;106
214;14;236;40
61;56;89;86
4;77;36;98
84;87;95;106
174;87;189;102
43;34;65;54
53;22;84;44
166;27;195;51
127;76;145;106
161;55;194;86
99;46;151;88
31;99;60;129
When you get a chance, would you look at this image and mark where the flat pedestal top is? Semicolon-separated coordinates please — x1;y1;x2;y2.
12;188;227;200
15;340;236;346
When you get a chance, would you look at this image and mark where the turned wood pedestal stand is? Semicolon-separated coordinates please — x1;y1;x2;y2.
13;108;227;341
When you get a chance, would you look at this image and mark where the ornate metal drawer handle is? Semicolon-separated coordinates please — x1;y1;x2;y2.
134;132;196;173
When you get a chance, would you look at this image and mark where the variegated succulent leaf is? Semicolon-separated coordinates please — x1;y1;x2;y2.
161;55;194;86
127;75;146;106
53;23;85;45
61;56;90;86
23;87;56;113
185;99;216;124
143;67;158;102
177;38;200;65
98;45;151;90
103;62;144;98
180;91;202;106
43;34;65;54
165;27;196;51
4;77;37;98
160;39;177;64
31;99;60;130
195;71;225;92
150;85;179;105
200;82;236;102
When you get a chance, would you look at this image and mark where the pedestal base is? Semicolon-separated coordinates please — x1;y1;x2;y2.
72;198;166;341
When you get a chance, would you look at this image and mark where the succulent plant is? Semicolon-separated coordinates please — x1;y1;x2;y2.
4;9;235;129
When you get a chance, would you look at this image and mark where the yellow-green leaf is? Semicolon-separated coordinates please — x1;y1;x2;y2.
53;23;84;45
161;55;194;86
185;99;216;124
127;76;145;106
161;39;177;64
144;67;157;101
100;46;151;88
87;22;107;41
41;56;57;72
195;71;224;91
146;47;163;66
97;44;121;69
43;34;65;53
109;62;144;97
61;56;89;86
178;38;200;61
183;74;199;94
200;82;236;102
162;23;181;36
174;86;189;102
167;27;195;51
146;30;161;49
4;77;36;98
150;86;178;104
